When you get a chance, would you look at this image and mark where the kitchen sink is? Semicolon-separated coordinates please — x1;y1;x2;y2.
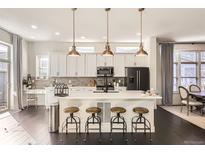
93;90;119;93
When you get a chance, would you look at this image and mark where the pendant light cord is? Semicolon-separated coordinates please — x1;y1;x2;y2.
107;9;109;45
73;9;75;47
140;10;142;45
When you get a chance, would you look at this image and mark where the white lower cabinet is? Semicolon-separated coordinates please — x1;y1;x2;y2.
45;87;58;109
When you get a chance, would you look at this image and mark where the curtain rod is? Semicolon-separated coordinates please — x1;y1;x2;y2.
158;41;205;45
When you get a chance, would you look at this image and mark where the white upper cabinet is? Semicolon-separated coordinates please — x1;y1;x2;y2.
114;54;125;77
49;52;147;77
66;54;85;77
50;53;67;77
85;54;97;77
124;54;137;67
67;56;77;77
97;54;114;66
58;54;67;76
77;54;85;77
50;53;58;76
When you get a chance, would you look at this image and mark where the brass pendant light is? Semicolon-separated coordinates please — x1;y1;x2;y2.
136;8;148;56
67;8;80;56
102;8;114;56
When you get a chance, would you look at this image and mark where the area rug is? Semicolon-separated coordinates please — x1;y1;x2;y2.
161;106;205;129
0;112;36;145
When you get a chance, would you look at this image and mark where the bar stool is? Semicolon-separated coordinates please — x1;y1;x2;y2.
61;106;81;134
110;107;128;142
83;107;102;142
131;107;152;142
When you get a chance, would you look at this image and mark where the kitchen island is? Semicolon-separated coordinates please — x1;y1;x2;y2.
58;91;162;133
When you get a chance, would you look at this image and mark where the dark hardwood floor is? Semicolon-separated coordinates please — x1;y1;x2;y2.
10;106;205;145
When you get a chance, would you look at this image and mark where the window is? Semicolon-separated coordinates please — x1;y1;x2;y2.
174;50;205;91
69;47;95;53
36;55;49;79
201;52;205;88
0;43;10;112
116;47;139;53
0;44;9;60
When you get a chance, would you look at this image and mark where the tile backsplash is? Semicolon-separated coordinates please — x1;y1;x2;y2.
34;77;126;88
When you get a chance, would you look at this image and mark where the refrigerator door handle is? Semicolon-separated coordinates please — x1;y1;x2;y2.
136;71;138;90
137;70;139;90
139;70;141;90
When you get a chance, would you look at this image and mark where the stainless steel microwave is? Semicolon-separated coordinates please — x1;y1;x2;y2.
97;67;114;77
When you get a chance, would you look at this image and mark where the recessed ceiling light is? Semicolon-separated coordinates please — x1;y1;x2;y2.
55;32;60;36
31;25;38;29
81;36;86;39
136;33;141;36
31;36;35;39
102;36;106;39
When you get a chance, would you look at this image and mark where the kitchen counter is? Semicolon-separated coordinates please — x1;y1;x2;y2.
60;91;161;100
58;91;162;133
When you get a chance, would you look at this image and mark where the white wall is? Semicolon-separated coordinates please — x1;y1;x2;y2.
0;28;12;44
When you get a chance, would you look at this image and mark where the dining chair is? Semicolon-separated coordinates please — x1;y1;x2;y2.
178;86;203;116
189;84;201;92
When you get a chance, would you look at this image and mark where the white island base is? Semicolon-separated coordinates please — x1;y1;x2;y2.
58;91;162;133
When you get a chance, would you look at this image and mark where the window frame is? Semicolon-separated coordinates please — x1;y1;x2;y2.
69;47;95;54
36;55;49;80
173;50;205;92
115;47;139;53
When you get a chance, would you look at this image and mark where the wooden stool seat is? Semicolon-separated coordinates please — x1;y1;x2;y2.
64;106;79;113
111;107;126;113
133;107;149;114
86;107;101;113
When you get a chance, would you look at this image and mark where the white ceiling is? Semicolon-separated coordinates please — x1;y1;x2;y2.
0;8;205;42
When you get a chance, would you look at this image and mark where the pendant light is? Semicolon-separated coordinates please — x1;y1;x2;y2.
67;8;80;56
102;8;114;56
136;8;148;56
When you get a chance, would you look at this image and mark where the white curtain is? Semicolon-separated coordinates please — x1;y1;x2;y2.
12;34;23;109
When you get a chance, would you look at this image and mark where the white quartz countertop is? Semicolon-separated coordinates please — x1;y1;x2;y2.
58;91;162;100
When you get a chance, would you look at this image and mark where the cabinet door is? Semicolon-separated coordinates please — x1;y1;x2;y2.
67;56;77;77
58;54;67;76
85;54;97;77
76;54;85;77
97;54;106;66
114;54;125;77
50;54;58;76
105;56;114;66
135;56;148;67
125;54;136;67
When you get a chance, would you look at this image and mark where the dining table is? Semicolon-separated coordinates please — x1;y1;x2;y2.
189;91;205;99
189;91;205;113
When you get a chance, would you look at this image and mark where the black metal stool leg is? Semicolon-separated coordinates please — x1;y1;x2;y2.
132;113;152;143
83;114;102;143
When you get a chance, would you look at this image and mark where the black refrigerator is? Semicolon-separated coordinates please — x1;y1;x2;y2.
125;67;150;91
